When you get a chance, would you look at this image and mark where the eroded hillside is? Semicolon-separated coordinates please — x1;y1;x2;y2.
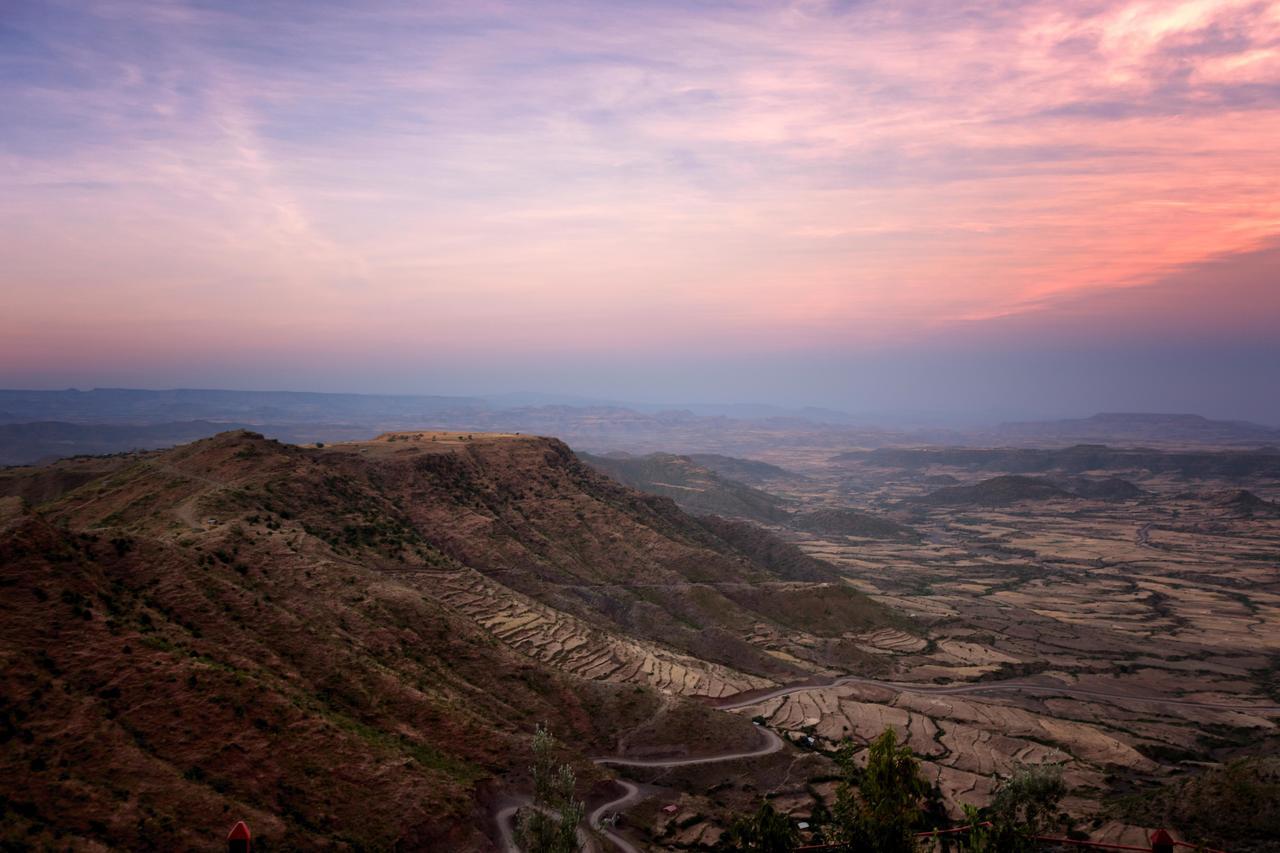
0;430;900;849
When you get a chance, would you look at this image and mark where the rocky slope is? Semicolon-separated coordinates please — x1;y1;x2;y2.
0;430;900;849
686;453;800;484
578;450;791;523
791;508;919;541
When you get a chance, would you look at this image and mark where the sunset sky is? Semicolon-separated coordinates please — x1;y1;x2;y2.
3;1;1278;420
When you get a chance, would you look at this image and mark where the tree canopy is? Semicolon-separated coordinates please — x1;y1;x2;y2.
517;724;585;853
831;727;931;853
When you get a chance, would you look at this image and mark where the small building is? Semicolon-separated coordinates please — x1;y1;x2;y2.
662;804;679;815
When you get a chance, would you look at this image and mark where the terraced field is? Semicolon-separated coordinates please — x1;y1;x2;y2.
403;442;1280;847
711;450;1280;844
419;568;775;698
730;682;1152;815
529;446;1276;850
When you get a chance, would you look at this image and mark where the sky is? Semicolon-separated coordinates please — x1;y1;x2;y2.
2;0;1278;422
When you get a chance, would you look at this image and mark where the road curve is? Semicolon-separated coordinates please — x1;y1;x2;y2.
494;802;522;853
587;779;643;853
714;674;1280;714
499;676;1280;852
594;724;785;769
584;725;784;852
500;727;785;852
495;800;594;853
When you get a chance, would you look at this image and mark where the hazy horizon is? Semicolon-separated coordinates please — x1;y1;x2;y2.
2;380;1279;428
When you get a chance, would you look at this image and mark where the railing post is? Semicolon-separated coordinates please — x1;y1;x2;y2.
227;820;251;853
1150;829;1174;853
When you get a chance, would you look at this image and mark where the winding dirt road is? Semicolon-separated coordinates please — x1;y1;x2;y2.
498;726;784;852
586;722;783;850
586;780;642;853
586;725;785;852
494;802;523;853
498;676;1280;851
496;801;594;853
594;724;785;769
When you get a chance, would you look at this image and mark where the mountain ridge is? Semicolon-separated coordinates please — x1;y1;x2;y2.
0;429;902;849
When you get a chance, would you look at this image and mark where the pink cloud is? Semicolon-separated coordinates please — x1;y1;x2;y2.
2;0;1278;378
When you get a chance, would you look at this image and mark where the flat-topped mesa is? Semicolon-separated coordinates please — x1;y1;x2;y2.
317;429;565;461
0;437;646;850
365;430;533;445
18;427;901;683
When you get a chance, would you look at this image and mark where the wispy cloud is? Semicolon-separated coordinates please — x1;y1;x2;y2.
2;0;1278;379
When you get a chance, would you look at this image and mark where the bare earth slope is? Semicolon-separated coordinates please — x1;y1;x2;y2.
0;430;898;850
3;433;692;849
686;453;801;485
370;437;899;679
578;450;791;523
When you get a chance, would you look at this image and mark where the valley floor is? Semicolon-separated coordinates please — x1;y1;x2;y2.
557;450;1280;851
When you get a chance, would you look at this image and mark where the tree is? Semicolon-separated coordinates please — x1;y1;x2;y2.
719;803;798;853
988;764;1066;851
958;804;993;853
831;727;929;853
518;724;585;853
959;764;1066;853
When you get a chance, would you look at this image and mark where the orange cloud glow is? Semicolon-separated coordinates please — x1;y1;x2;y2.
2;0;1278;384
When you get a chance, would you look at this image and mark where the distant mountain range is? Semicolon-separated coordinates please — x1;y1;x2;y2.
0;388;861;426
905;474;1148;506
2;389;1278;466
0;389;929;464
837;445;1280;479
989;412;1280;446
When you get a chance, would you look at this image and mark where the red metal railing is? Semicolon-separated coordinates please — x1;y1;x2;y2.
231;817;1227;853
792;825;1226;853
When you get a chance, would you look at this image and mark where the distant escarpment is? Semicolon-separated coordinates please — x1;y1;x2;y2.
1056;476;1148;500
1211;489;1280;518
992;412;1280;447
837;444;1280;479
903;472;1145;505
791;507;920;541
686;453;801;484
578;450;790;523
914;475;1076;506
0;420;246;465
